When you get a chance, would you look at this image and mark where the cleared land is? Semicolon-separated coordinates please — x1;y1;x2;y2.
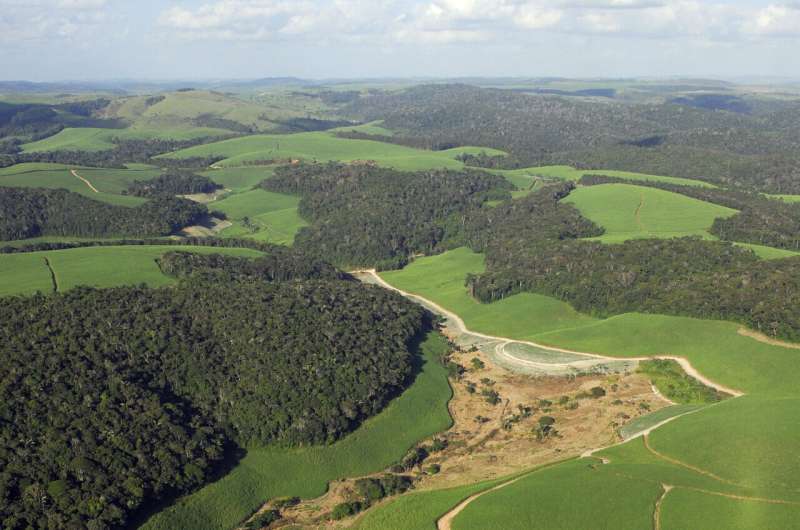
0;245;263;296
161;131;499;171
495;165;716;188
212;188;308;245
564;183;737;242
0;163;156;206
140;332;453;530
22;126;230;153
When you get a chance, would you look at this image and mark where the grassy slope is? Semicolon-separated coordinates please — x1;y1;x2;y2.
381;247;597;339
161;131;471;171
662;487;800;529
0;162;156;206
564;183;737;242
502;165;716;188
452;460;661;530
0;245;263;296
141;332;453;530
22;126;229;153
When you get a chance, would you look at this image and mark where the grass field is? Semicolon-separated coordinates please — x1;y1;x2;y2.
22;126;230;152
452;459;661;530
141;332;453;530
0;162;158;206
0;245;263;296
161;131;487;171
500;165;716;188
211;188;308;245
564;183;737;242
201;167;275;191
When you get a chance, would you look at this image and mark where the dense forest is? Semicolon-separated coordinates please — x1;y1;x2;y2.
345;84;800;192
262;162;513;269
126;170;221;198
0;254;428;529
0;187;206;240
580;175;800;250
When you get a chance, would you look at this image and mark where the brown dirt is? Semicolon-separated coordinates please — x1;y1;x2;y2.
738;327;800;350
70;169;99;193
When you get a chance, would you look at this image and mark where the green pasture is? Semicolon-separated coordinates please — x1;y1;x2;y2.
661;487;800;529
0;245;263;296
201;167;275;191
212;188;308;245
161;131;475;171
564;183;737;242
0;162;157;206
452;459;661;530
141;332;453;530
514;165;716;187
381;247;597;340
21;126;230;153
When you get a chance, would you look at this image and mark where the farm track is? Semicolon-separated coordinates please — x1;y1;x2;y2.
737;327;800;350
653;484;673;530
643;434;739;487
356;269;743;397
70;169;99;193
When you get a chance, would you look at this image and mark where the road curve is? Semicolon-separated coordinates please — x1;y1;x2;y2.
356;269;744;397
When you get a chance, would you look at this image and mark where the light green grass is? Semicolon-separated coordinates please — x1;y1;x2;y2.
617;404;702;440
162;131;470;171
381;248;597;340
564;183;737;242
518;165;716;187
22;126;229;153
141;332;453;530
767;194;800;203
330;121;395;136
201;167;275;191
737;243;800;260
0;245;263;296
661;486;800;529
212;188;308;246
451;460;661;530
0;253;54;296
0;163;156;206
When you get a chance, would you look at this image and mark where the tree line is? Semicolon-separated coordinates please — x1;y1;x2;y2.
125;170;221;198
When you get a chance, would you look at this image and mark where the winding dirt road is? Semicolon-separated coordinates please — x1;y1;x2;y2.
357;269;743;397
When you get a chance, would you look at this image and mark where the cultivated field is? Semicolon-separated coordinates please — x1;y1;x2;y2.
161;131;503;171
564;183;737;242
0;245;263;296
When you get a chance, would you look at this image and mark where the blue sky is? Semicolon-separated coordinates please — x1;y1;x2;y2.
1;0;799;81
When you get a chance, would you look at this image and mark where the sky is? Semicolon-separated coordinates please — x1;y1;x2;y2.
0;0;799;81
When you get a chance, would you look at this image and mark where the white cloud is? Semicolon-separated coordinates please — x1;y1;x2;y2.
748;3;800;36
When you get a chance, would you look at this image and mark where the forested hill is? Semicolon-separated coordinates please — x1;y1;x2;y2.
345;84;800;192
262;162;513;269
0;254;428;529
0;187;207;240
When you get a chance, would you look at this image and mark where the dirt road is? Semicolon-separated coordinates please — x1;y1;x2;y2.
70;169;99;193
357;269;743;397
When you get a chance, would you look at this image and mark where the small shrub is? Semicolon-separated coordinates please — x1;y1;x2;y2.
481;388;501;405
426;464;441;475
272;497;300;509
330;501;363;520
471;357;485;370
590;386;606;398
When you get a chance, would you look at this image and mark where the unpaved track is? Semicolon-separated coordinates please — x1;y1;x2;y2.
358;269;743;396
738;327;800;350
436;474;529;530
653;484;674;530
71;169;99;193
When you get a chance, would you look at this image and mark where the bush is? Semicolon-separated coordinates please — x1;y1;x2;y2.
590;387;606;398
330;501;363;520
246;510;281;529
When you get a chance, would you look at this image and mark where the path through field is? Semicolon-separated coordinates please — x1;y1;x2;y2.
70;169;99;193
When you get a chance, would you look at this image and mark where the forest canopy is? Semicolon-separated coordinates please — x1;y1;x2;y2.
0;252;428;529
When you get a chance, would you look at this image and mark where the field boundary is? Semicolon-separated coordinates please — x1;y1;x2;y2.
43;256;58;292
